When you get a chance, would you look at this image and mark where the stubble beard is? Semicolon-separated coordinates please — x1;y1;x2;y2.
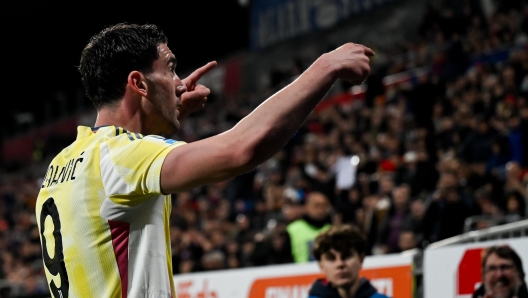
152;94;180;137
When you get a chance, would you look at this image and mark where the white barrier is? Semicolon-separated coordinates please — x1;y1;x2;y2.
173;252;415;298
424;237;528;298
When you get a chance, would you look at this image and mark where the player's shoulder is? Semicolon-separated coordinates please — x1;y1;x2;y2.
142;134;182;145
122;133;184;149
105;127;184;149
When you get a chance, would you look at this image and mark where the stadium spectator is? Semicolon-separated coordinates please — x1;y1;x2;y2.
459;116;496;164
394;150;438;197
250;222;293;266
286;192;332;263
356;194;380;256
504;191;526;223
504;161;527;197
377;186;412;253
397;230;417;252
403;199;426;245
308;224;388;298
473;245;528;298
423;173;473;243
335;186;363;225
201;250;226;271
474;187;503;220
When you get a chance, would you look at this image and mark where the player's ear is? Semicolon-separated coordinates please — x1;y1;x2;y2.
127;71;148;97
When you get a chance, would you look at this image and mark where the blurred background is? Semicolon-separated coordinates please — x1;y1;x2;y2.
2;0;528;297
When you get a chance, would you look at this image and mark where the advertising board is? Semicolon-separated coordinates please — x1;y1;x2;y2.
174;252;413;298
250;0;395;50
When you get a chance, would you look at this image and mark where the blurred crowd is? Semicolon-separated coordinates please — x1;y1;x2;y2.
2;0;528;296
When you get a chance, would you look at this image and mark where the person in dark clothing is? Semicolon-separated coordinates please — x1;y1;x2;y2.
403;199;426;248
473;245;528;298
459;116;496;164
504;191;526;223
466;162;504;206
377;186;412;253
308;225;389;298
309;278;387;298
251;225;294;266
394;150;439;197
355;199;379;256
336;186;363;225
423;185;472;243
507;114;528;167
406;75;439;131
487;136;512;177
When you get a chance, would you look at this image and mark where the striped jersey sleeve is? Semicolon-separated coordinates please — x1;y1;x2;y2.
100;132;185;206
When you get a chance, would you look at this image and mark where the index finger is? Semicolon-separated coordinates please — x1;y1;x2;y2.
362;46;375;57
185;61;218;84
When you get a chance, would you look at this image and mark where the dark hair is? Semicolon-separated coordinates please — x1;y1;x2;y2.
482;245;525;279
78;23;168;109
505;191;526;217
312;224;367;261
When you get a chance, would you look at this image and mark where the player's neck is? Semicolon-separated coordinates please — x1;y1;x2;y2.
337;278;361;298
94;106;144;134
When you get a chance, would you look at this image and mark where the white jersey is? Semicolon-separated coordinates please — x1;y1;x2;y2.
36;126;185;297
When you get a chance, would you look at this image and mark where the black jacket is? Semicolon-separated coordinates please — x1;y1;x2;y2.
308;278;389;298
472;284;528;298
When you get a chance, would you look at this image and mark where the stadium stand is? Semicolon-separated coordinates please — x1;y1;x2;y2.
1;0;528;297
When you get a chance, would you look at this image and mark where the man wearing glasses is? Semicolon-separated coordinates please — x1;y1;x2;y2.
473;245;528;298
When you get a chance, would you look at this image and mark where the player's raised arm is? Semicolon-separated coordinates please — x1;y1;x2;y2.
161;43;374;194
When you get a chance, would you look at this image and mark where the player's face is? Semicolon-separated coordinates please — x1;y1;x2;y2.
483;253;523;298
318;248;363;288
144;43;186;135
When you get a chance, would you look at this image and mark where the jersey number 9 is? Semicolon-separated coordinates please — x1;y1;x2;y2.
40;197;69;298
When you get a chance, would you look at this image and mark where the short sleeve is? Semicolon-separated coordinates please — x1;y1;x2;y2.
99;133;185;206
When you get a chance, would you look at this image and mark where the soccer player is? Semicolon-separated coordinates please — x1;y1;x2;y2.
309;225;389;298
35;23;373;297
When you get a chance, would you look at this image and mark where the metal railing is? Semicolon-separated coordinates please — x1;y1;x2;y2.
427;219;528;249
463;215;528;233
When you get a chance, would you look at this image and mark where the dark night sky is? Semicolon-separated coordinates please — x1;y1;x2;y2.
0;0;250;136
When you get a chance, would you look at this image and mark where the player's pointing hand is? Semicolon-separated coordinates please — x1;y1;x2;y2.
178;61;217;120
183;61;217;91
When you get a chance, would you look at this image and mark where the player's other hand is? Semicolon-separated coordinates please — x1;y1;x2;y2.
179;84;210;118
323;43;374;85
178;61;217;120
